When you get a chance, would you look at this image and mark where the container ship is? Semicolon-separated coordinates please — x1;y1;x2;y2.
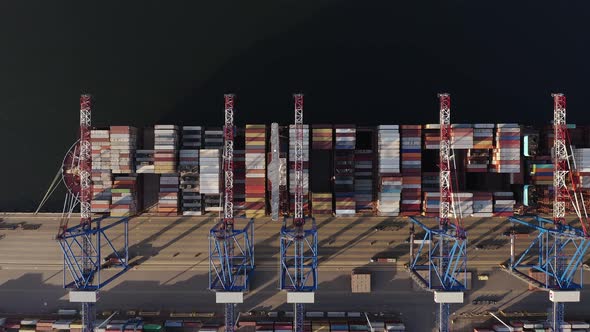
64;122;590;219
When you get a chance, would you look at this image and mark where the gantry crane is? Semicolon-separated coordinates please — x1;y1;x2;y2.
209;94;255;332
57;94;130;332
280;94;318;332
408;93;467;332
506;93;590;331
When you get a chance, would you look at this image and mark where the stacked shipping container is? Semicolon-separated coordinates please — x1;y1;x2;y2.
493;191;516;216
491;124;521;173
400;125;422;215
312;125;333;150
377;125;401;216
111;176;138;217
530;163;552;185
90;129;112;213
234;149;246;215
109;126;137;174
109;126;137;216
135;150;155;173
154;125;178;174
354;150;373;213
450;125;473;149
334;126;356;216
577;149;590;190
158;174;179;216
467;124;494;172
311;192;332;216
422;192;473;217
472;192;493;217
245;125;266;218
203;129;223;213
199;149;221;213
179;126;202;216
204;129;223;149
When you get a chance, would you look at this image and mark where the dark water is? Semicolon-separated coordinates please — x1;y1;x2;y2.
1;1;590;211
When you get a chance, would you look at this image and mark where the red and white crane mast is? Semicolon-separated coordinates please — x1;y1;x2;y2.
223;94;235;229
552;93;568;227
439;93;452;228
293;94;305;227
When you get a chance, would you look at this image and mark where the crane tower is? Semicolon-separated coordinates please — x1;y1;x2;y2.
209;94;255;332
57;94;130;332
280;94;318;332
408;93;467;332
506;93;590;331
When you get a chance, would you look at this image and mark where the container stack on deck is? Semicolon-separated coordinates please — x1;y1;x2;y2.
400;125;422;215
311;192;333;216
377;125;401;216
422;192;439;217
423;192;474;218
289;124;310;215
311;125;333;216
576;148;590;191
472;192;493;217
467;124;494;172
491;124;521;174
200;149;221;213
90;129;112;213
158;174;179;216
234;148;246;215
111;176;138;217
245;125;266;218
574;148;590;173
354;149;374;213
109;126;137;174
135;150;155;173
450;124;474;149
203;129;223;212
179;126;202;216
153;125;180;215
154;125;179;174
204;129;223;149
312;125;333;150
529;163;553;185
334;126;356;216
453;192;473;217
421;172;438;192
493;191;516;216
423;124;439;149
109;126;137;216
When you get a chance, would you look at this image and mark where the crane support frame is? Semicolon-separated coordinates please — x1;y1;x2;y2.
279;217;318;292
408;216;467;291
59;216;130;290
507;216;588;290
208;218;255;291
